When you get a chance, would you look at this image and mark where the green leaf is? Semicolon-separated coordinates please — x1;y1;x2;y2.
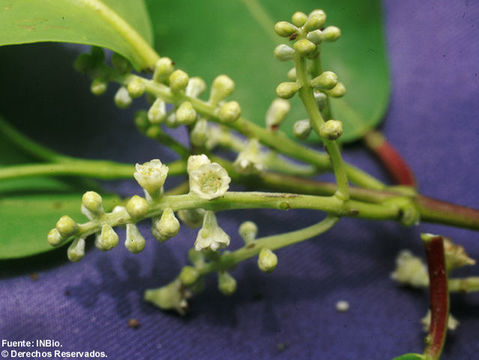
392;354;425;360
0;0;156;69
0;130;120;259
146;0;389;142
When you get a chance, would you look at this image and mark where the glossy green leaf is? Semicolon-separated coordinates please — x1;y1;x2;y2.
0;0;155;69
0;130;120;259
146;0;389;142
392;354;425;360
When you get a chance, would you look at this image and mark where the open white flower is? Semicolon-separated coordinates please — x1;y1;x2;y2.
234;138;264;174
194;211;230;251
390;250;429;288
188;155;230;200
133;159;169;198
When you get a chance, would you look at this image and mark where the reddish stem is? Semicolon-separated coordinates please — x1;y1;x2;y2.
364;130;416;187
422;234;449;360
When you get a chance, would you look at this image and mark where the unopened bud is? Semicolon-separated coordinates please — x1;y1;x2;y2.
95;224;119;251
293;119;312;139
238;221;257;244
178;209;205;228
47;228;64;246
127;78;145;98
314;91;328;109
274;21;297;37
152;208;180;242
276;82;300;99
67;237;86;262
274;44;295;62
218;101;241;123
321;26;341;42
90;79;107;96
179;266;200;286
153;57;175;82
258;248;278;273
165;112;178;128
186;77;206;98
209;75;235;105
81;191;103;219
148;98;167;124
305;11;326;31
293;39;316;56
111;53;131;74
114;87;132;108
266;98;290;130
126;195;149;218
326;82;346;98
125;223;146;253
287;68;297;81
291;11;308;27
134;110;149;132
176;101;197;125
169;70;189;92
311;71;338;90
190;118;209;146
306;30;323;45
218;272;237;295
319;120;343;140
56;216;78;239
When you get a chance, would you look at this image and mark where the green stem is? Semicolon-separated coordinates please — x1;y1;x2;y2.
116;73;384;190
0;160;185;181
294;54;349;200
197;216;339;274
447;277;479;293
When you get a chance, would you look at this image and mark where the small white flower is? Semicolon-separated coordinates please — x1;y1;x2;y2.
194;211;230;251
189;162;231;200
133;159;169;199
391;250;429;288
234;139;264;174
187;154;211;173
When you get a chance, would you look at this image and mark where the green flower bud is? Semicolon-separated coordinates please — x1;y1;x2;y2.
56;215;78;239
179;266;200;286
134;110;149;133
291;11;308;27
169;70;189;92
218;272;237;296
238;221;257;244
111;52;131;74
311;71;338;90
95;224;119;251
144;279;188;315
276;82;300;99
304;11;326;31
165;112;179;128
178;209;205;228
126;195;149;219
218;101;241;123
125;223;146;253
293;119;312;139
190;118;209;147
314;91;328;110
81;191;103;219
326;82;346;98
148;98;167;124
90;78;107;96
114;87;132;109
176;101;197;125
274;21;297;37
306;30;323;45
127;78;145;98
321;26;341;42
151;208;180;242
67;237;86;262
274;44;295;62
153;57;174;82
185;77;206;98
293;39;317;56
209;75;235;105
319;120;343;140
266;98;290;130
258;248;278;273
287;67;297;81
47;228;64;246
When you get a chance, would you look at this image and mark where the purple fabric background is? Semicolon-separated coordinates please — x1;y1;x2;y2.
1;1;478;359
